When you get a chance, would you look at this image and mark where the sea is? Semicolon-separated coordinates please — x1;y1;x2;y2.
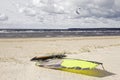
0;28;120;38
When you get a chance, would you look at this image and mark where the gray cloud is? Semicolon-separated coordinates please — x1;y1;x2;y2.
0;0;120;28
31;0;120;19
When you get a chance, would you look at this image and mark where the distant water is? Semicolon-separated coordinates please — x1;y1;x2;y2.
0;28;120;38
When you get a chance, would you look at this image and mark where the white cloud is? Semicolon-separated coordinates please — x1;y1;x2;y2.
0;0;120;28
0;13;8;21
19;7;36;16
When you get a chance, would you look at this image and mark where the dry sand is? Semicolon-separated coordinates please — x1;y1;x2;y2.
0;36;120;80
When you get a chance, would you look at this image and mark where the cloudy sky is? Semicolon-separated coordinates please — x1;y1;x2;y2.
0;0;120;29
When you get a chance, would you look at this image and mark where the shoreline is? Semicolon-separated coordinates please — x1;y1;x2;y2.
0;28;120;38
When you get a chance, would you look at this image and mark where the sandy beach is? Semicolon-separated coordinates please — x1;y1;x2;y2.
0;36;120;80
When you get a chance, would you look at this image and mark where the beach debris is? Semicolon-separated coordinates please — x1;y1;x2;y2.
31;54;66;61
31;54;104;70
